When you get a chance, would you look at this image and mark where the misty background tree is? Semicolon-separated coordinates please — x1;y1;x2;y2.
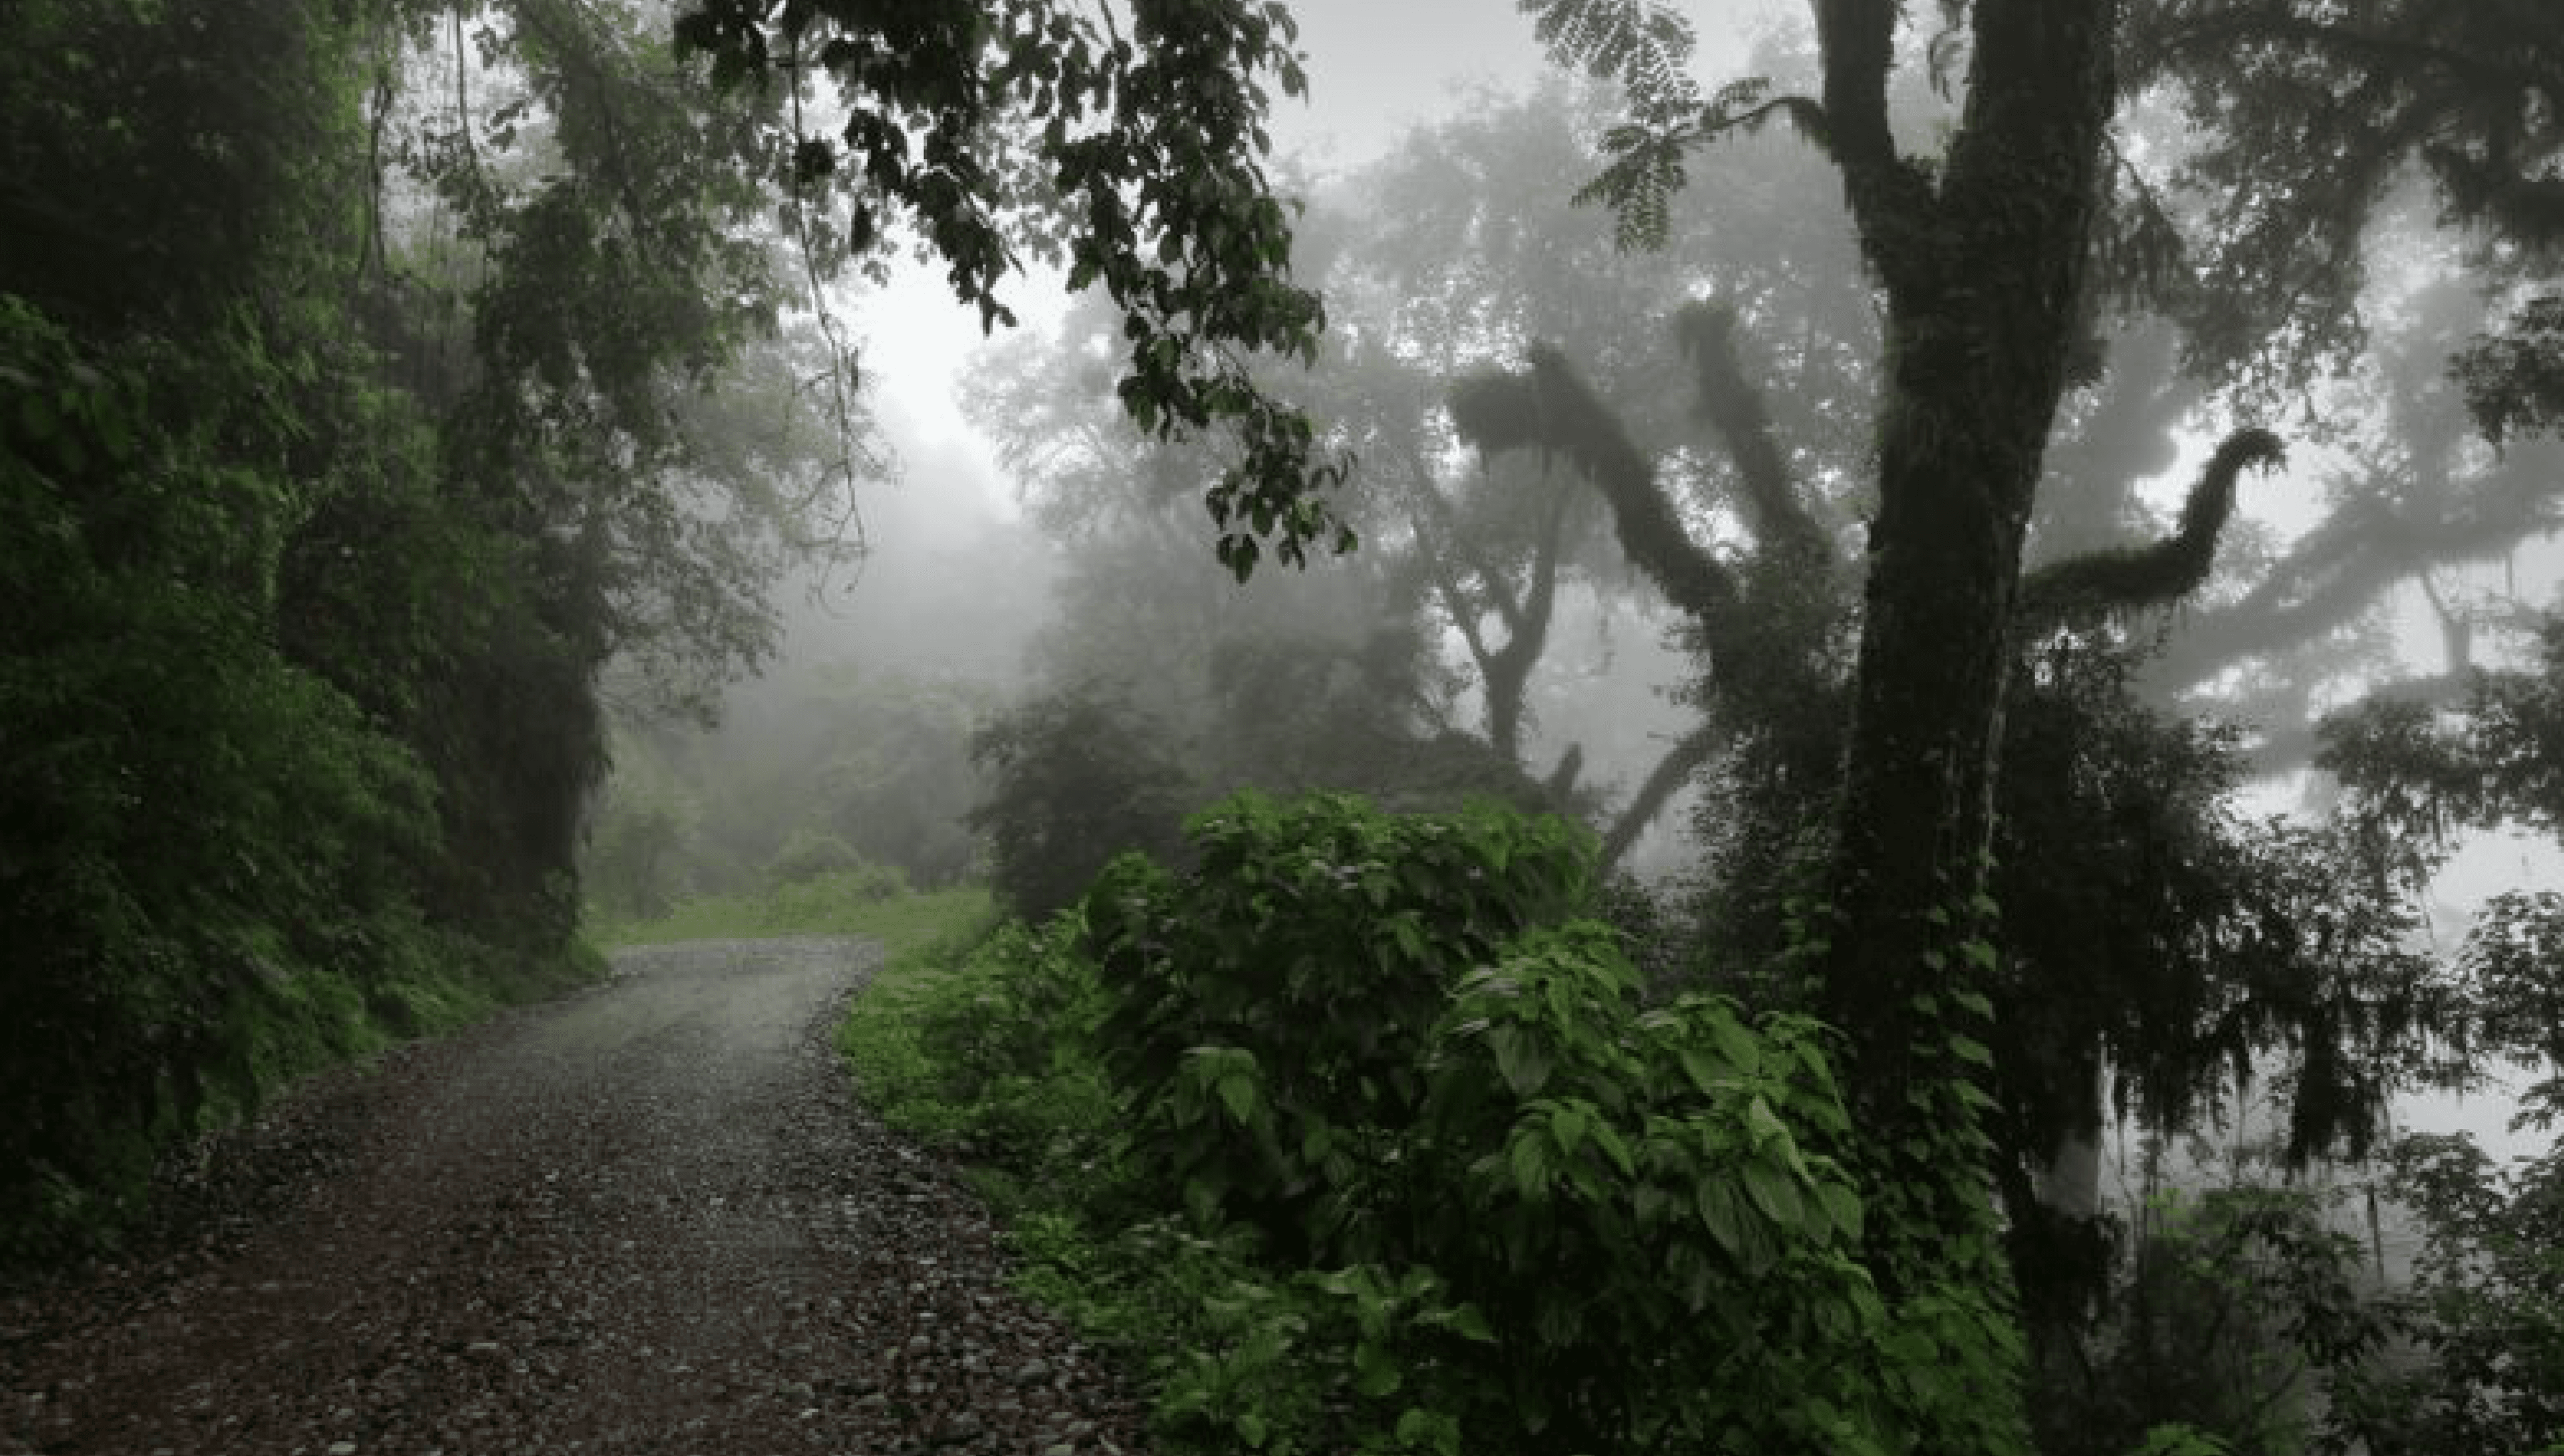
0;0;1341;1255
8;1;2561;1452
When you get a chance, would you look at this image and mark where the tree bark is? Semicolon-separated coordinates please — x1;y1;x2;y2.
1805;1;2123;1449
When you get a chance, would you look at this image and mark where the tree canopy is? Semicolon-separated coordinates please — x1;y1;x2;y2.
671;0;1354;578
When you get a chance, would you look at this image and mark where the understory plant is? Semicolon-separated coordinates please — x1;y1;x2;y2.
1080;791;1895;1453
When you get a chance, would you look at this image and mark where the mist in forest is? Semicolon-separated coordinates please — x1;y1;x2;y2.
14;0;2548;1448
566;19;2564;1442
600;0;2562;956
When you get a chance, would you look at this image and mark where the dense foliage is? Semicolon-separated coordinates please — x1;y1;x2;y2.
857;792;2009;1455
0;0;610;1256
672;0;1353;579
13;2;2564;1451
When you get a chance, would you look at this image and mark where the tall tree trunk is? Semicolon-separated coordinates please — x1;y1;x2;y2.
1805;1;2122;1450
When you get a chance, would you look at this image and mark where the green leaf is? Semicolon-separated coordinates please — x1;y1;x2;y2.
1815;1180;1864;1242
1442;1302;1496;1343
1355;1340;1403;1397
1587;1118;1635;1177
1743;1094;1788;1148
1550;1100;1587;1158
1508;1126;1551;1195
1708;1013;1764;1074
1696;1179;1745;1254
1742;1162;1805;1232
1490;1025;1551;1098
1217;1069;1259;1126
1677;1045;1726;1095
1237;1409;1270;1448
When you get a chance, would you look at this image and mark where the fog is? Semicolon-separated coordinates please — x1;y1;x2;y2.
587;0;2560;1262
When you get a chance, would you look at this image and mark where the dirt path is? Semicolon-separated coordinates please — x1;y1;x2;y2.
1;938;1146;1456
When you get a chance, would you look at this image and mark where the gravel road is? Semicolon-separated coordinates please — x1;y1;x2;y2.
0;938;1148;1456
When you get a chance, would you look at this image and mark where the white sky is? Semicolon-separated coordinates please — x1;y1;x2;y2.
847;0;1787;514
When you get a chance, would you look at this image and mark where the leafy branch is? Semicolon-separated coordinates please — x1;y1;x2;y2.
675;0;1353;577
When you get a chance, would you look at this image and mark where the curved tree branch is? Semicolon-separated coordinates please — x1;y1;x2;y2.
2154;444;2564;692
1599;722;1723;873
1673;300;1832;572
2016;426;2286;632
1448;344;1741;626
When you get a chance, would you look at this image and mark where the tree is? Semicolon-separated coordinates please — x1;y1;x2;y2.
0;0;904;1250
2115;1;2564;762
1504;3;2563;1448
1503;3;2286;1446
2125;0;2564;427
670;0;1352;579
1309;82;1859;870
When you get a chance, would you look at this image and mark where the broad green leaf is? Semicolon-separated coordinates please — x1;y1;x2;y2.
1696;1179;1745;1254
1742;1161;1805;1231
1588;1118;1635;1177
1744;1094;1789;1148
1355;1340;1402;1397
1508;1126;1550;1194
1677;1045;1726;1095
1707;1013;1763;1075
1816;1180;1864;1242
1216;1069;1260;1125
1538;1102;1579;1158
1491;1025;1551;1098
1442;1302;1496;1343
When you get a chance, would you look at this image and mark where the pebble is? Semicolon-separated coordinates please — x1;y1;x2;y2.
0;939;1155;1456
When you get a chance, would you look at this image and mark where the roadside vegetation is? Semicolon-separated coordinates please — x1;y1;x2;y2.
11;1;2564;1451
837;792;2563;1456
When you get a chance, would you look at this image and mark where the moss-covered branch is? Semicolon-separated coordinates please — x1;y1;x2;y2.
1673;300;1832;573
1448;346;1740;626
1598;722;1721;873
2016;426;2285;632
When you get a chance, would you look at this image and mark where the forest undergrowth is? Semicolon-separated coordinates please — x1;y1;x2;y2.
842;790;1985;1456
837;791;2564;1456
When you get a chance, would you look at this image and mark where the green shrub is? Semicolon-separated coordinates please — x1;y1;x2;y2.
760;863;910;925
1393;925;1881;1451
903;913;1120;1178
968;680;1195;921
1082;790;1594;1256
765;826;868;886
1080;790;1894;1453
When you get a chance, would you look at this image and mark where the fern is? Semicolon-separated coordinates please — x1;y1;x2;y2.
1522;5;1822;250
1518;0;1700;117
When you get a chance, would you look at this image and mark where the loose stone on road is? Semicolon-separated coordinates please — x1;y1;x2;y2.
1;937;1145;1455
